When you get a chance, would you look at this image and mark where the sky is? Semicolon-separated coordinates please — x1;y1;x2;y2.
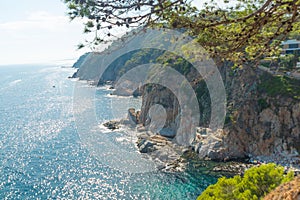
0;0;88;65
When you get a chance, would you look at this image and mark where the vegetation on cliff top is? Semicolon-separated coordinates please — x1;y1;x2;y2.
197;163;294;200
258;72;300;99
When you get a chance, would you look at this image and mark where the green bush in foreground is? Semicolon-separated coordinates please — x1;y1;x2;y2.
197;163;294;200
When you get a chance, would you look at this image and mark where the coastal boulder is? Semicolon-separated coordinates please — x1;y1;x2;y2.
128;108;141;125
103;121;120;130
138;140;157;153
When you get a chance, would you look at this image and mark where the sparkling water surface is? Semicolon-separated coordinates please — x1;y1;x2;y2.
0;65;217;199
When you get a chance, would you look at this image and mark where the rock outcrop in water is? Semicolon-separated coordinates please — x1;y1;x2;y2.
103;120;120;130
128;108;141;125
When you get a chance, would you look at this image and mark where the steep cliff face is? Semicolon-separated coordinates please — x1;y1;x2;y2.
223;68;300;159
139;63;300;160
140;85;180;134
228;98;300;158
139;64;212;142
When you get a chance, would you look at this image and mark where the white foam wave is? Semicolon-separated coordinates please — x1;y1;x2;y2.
9;79;22;86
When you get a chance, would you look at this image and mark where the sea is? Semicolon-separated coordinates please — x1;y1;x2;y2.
0;64;217;199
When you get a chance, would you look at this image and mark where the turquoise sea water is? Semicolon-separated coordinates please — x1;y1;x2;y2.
0;65;217;199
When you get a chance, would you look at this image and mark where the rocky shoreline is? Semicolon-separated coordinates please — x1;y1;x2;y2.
135;127;249;174
71;39;300;177
249;155;300;175
103;111;300;175
136;129;188;172
97;84;300;175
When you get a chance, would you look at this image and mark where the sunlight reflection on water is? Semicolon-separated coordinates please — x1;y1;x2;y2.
0;65;216;199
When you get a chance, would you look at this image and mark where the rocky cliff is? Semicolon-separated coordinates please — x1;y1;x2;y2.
71;31;300;162
72;52;90;68
71;30;166;86
71;52;104;83
138;62;300;161
219;68;300;160
72;50;164;89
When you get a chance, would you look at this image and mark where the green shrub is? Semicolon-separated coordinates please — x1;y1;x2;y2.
197;163;294;200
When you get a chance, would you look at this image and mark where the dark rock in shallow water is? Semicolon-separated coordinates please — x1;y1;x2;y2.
103;121;120;130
